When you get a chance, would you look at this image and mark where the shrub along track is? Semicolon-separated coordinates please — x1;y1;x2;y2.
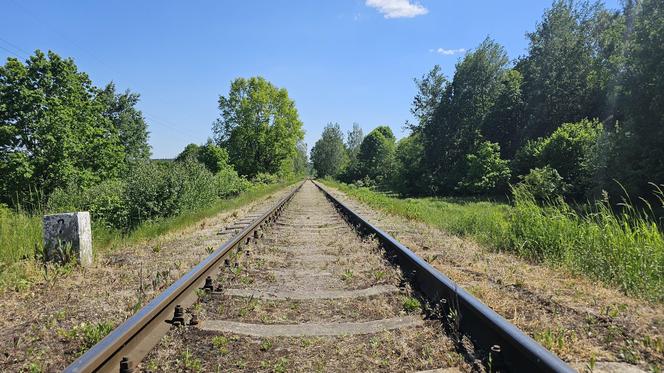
65;180;580;372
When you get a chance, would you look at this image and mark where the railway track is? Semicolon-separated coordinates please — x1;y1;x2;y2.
65;180;573;372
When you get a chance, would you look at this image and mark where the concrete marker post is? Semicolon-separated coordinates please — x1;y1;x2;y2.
43;211;93;267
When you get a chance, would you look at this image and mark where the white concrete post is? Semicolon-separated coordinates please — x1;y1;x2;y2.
43;212;93;266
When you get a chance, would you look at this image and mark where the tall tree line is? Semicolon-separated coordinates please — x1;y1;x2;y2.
314;0;663;203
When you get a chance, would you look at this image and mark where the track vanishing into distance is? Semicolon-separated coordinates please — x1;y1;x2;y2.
65;180;573;372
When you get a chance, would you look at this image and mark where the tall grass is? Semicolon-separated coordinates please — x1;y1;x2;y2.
0;205;43;290
325;180;511;248
0;206;42;265
510;187;664;300
322;179;664;302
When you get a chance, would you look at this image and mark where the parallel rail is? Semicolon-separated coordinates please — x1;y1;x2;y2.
66;179;573;372
313;180;573;373
65;182;303;373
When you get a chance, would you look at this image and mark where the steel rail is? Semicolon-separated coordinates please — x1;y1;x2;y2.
313;180;574;373
64;182;304;373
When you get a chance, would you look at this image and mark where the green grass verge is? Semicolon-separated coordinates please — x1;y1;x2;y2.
319;179;512;249
0;207;43;290
320;179;664;302
0;181;297;292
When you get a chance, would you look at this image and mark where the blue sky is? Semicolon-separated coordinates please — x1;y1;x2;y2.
1;0;620;159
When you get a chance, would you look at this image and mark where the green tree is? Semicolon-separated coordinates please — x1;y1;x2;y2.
97;82;151;162
408;65;447;132
175;141;231;174
587;4;627;121
605;0;664;198
0;51;125;207
356;126;396;184
197;141;231;173
339;123;365;182
212;76;304;178
396;65;447;195
518;0;606;138
292;140;308;176
175;143;201;163
481;69;525;159
422;38;509;194
392;134;427;196
311;123;347;178
458;141;511;195
346;123;364;159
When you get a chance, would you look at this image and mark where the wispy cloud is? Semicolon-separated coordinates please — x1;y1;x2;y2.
365;0;428;19
429;48;467;56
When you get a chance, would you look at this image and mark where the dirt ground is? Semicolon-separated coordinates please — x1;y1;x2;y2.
320;182;663;373
143;181;472;372
0;186;295;372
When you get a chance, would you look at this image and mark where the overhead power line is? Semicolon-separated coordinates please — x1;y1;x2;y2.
0;36;31;58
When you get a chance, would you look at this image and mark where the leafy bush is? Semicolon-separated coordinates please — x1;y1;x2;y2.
251;172;280;185
514;166;569;202
458;141;511;195
215;168;251;198
46;158;258;231
512;138;545;178
176;141;231;174
512;119;601;198
538;119;602;198
48;179;128;229
352;176;376;189
171;161;218;212
124;161;216;229
122;162;173;227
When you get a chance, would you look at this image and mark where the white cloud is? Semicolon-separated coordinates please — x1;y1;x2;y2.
432;48;467;56
365;0;428;19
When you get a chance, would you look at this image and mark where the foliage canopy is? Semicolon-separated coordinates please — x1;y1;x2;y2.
213;76;304;178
